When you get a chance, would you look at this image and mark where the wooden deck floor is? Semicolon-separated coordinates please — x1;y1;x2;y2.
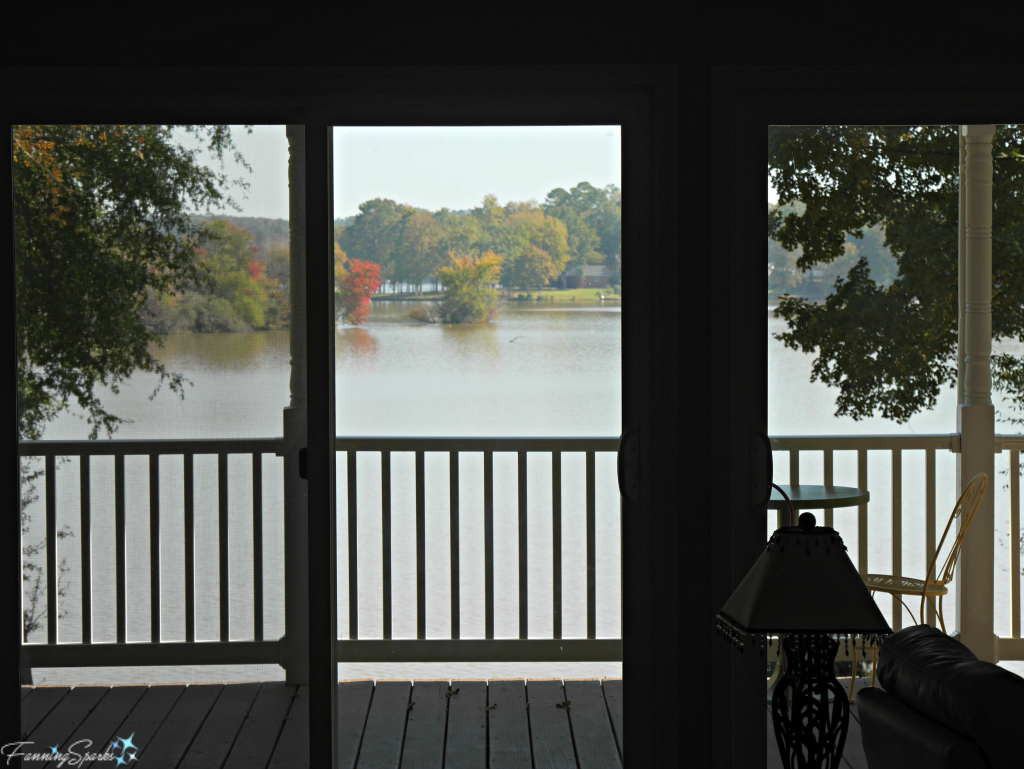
19;678;623;768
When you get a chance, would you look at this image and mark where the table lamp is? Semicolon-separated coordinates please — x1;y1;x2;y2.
716;502;892;768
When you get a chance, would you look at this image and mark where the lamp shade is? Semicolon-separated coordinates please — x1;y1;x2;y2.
716;514;891;652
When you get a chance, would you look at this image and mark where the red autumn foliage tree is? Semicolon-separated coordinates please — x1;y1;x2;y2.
247;247;265;283
335;258;382;325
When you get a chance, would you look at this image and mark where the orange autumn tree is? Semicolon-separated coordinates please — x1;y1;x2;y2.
335;246;382;325
436;250;503;323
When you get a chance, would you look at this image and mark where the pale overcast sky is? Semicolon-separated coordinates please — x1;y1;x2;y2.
176;125;622;221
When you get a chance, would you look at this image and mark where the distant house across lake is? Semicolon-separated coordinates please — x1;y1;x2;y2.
560;265;612;288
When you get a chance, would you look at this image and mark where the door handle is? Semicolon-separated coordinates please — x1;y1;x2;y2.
752;428;773;510
299;447;308;480
618;429;639;505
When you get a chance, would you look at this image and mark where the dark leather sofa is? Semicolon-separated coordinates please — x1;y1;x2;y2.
857;624;1024;769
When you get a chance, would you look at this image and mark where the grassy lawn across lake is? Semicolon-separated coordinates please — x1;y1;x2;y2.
372;287;620;303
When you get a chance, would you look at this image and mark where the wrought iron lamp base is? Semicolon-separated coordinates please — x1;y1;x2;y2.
771;634;850;768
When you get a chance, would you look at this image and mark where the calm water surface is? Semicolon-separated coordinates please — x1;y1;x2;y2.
28;301;624;684
27;300;1024;684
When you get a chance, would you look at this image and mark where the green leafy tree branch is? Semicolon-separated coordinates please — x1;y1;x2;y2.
768;125;1024;424
15;124;251;641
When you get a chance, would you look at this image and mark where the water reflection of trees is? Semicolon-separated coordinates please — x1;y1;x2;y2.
441;321;500;360
337;327;379;362
150;330;291;370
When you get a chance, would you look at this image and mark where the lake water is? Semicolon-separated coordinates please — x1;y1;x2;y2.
25;299;1024;684
769;300;1024;677
26;300;624;684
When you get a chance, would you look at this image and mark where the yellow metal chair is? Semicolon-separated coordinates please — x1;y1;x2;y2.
845;472;988;701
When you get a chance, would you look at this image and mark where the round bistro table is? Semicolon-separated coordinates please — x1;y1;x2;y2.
768;484;870;527
765;484;870;700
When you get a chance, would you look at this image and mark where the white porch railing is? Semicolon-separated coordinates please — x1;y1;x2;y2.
770;434;1024;662
17;436;622;669
25;432;1021;669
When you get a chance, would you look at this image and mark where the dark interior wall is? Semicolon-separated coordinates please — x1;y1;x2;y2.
5;25;1012;769
0;12;728;765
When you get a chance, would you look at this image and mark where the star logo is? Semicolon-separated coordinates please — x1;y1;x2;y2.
119;734;138;753
49;745;59;755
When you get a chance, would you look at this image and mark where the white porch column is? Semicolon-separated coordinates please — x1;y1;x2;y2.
956;124;997;663
281;125;309;683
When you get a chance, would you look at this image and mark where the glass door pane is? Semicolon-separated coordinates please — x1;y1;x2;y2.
16;124;303;764
330;125;622;681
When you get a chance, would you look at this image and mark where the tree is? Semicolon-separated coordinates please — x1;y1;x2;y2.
334;242;349;288
543;181;621;271
544;204;602;287
504;198;541;216
336;258;382;325
151;219;288;332
472;193;506;236
767;125;1024;423
392;209;443;293
437;250;503;323
338;198;410;289
264;242;291;299
768;200;898;298
15;123;251;640
16;124;252;440
591;184;622;262
434;207;484;261
499;210;569;291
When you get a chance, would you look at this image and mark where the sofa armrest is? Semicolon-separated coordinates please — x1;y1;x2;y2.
857;687;988;769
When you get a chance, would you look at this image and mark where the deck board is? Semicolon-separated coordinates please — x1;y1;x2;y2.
563;680;620;769
21;677;630;769
129;683;223;769
221;682;296;769
24;686;108;768
401;680;449;769
357;680;411;769
444;680;487;769
486;679;530;769
21;686;70;739
526;679;576;769
600;679;622;761
338;680;375;769
78;684;185;769
178;682;261;769
40;686;147;769
268;684;309;768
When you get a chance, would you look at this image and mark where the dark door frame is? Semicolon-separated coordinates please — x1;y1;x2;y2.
3;65;679;767
710;65;1024;766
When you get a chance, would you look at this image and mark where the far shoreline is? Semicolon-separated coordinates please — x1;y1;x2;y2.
372;287;622;303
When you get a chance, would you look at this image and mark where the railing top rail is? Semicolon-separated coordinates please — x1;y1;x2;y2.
334;436;619;451
996;435;1024;451
22;434;1024;456
771;433;1024;453
770;434;960;451
18;437;285;456
18;436;621;456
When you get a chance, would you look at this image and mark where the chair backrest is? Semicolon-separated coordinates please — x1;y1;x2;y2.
925;472;988;588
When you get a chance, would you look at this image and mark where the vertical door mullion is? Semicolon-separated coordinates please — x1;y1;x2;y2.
304;116;338;769
4;119;23;746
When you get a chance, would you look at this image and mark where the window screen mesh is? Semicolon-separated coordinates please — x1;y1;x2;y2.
17;124;289;685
